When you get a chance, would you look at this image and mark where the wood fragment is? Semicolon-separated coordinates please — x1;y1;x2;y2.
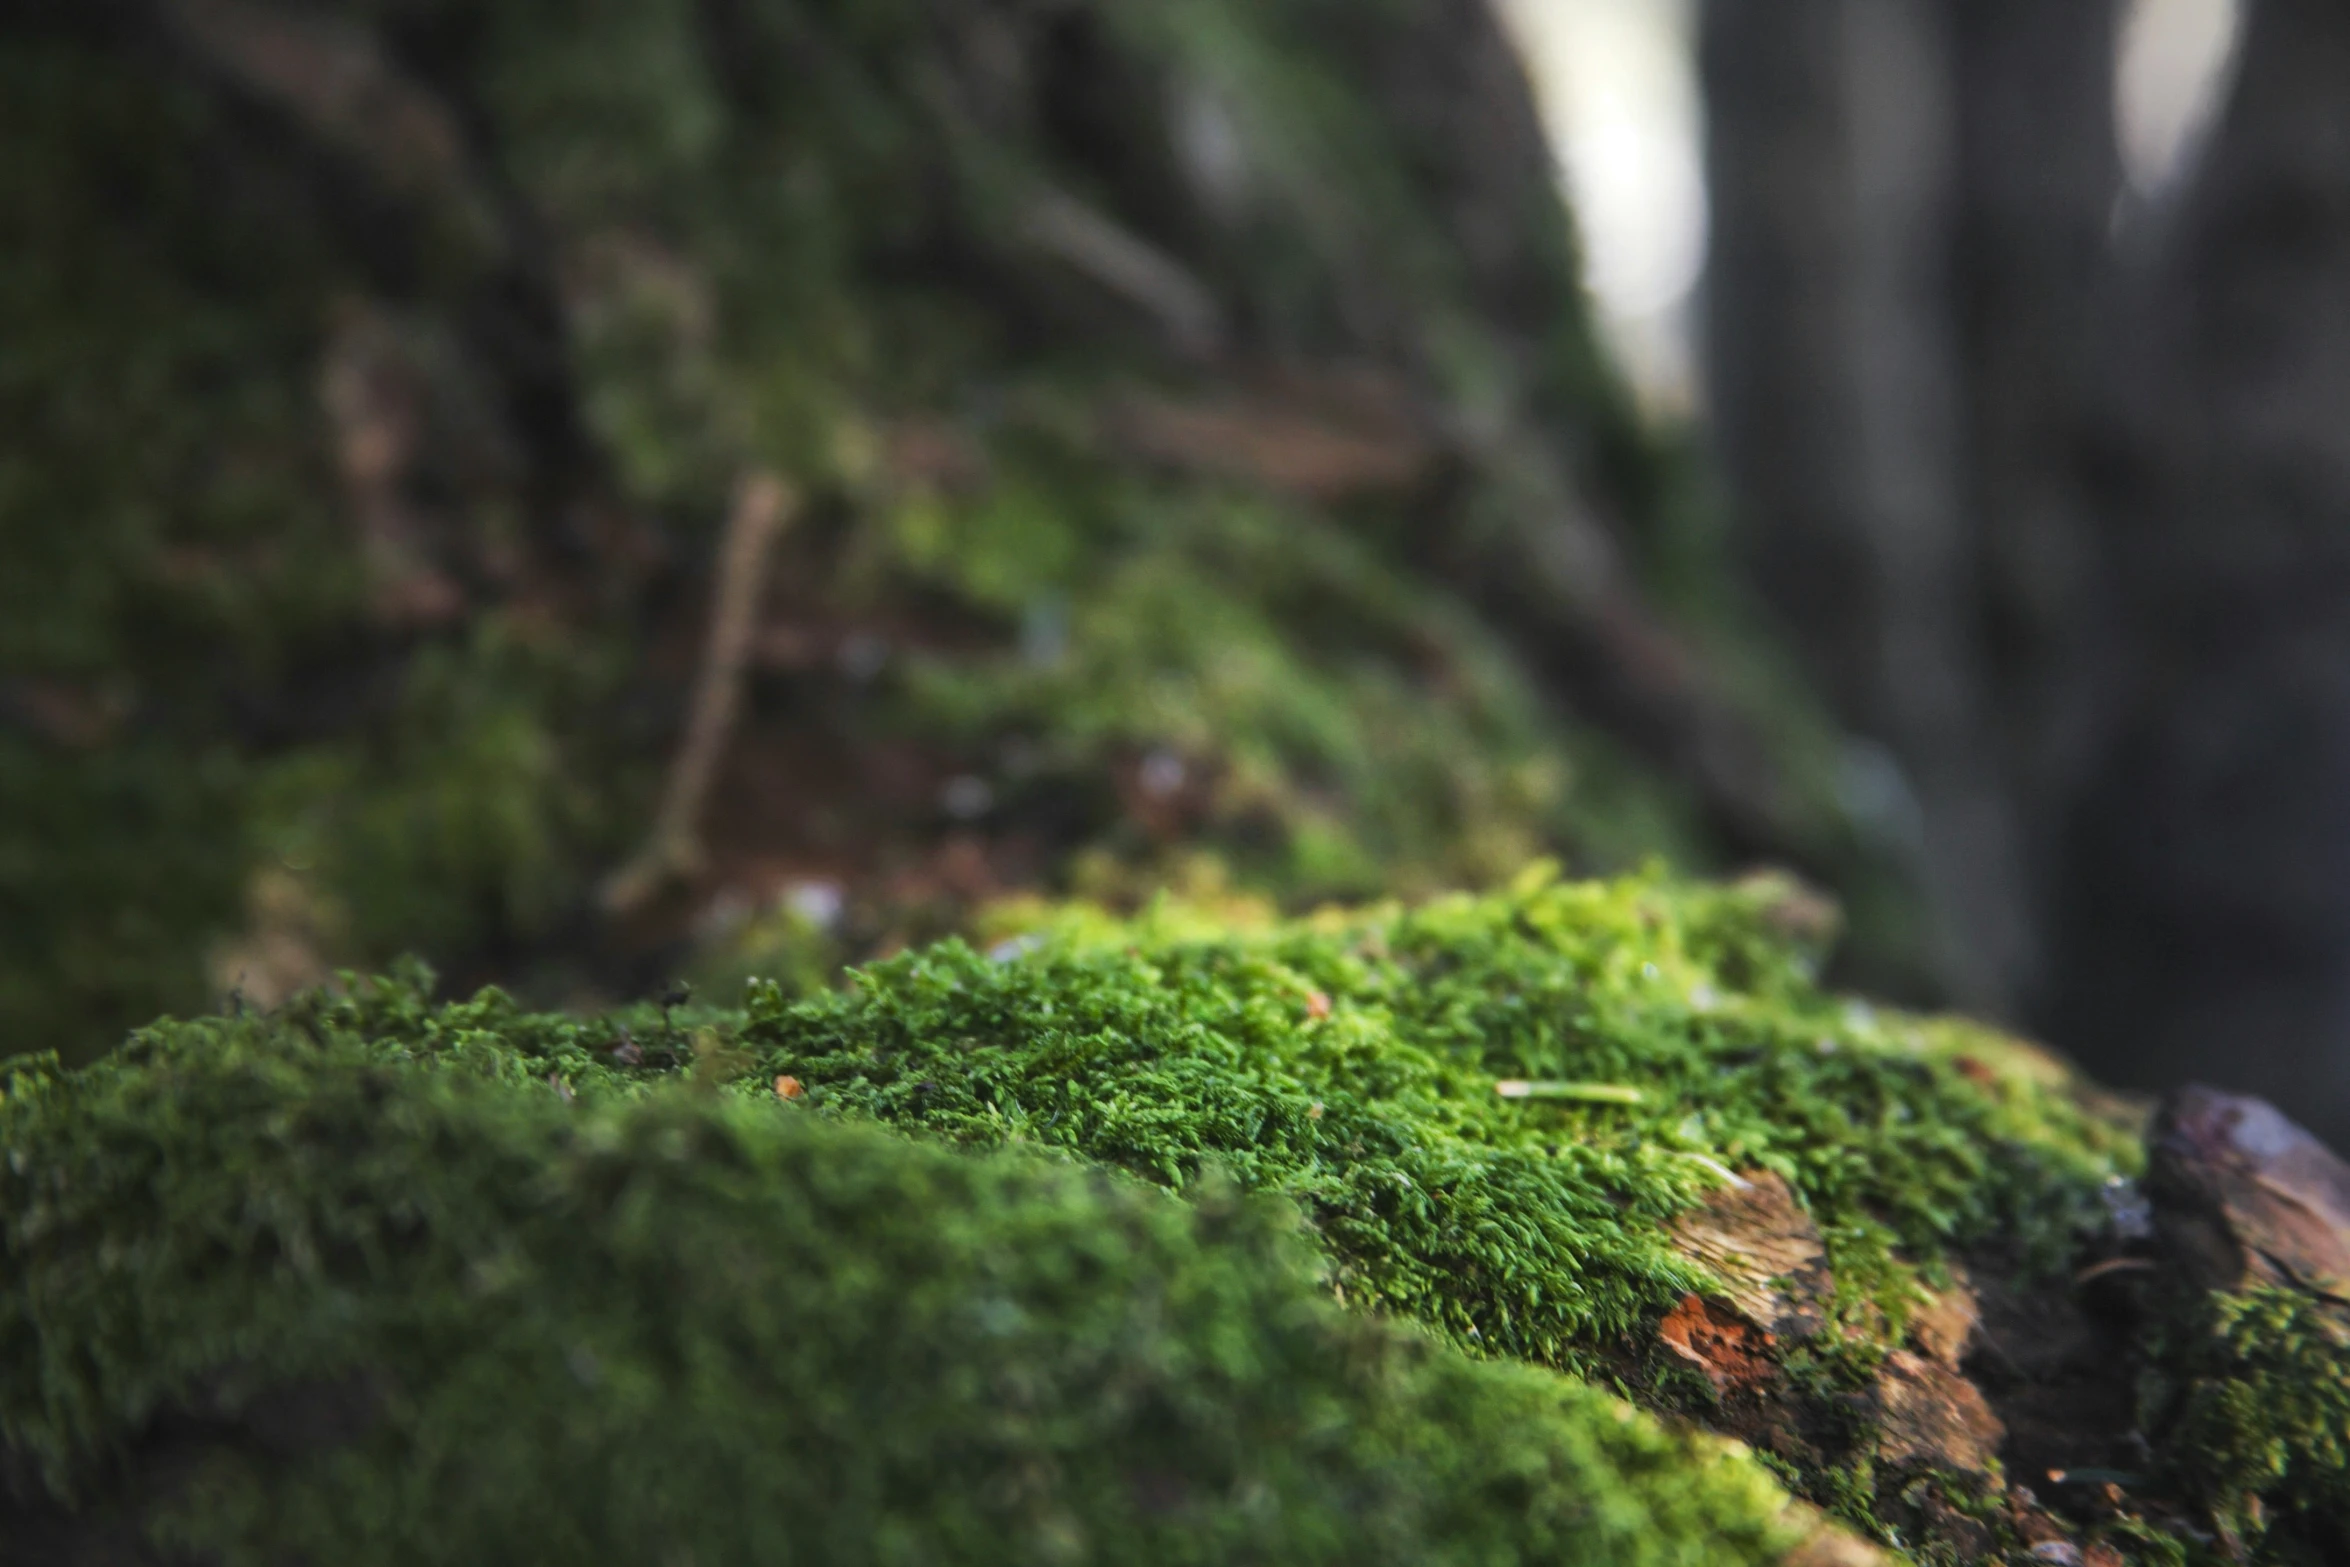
1779;1527;1896;1567
2148;1084;2350;1302
1872;1348;2006;1473
1669;1169;1831;1340
602;472;797;915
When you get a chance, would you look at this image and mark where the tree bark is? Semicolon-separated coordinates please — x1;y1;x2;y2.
2047;0;2350;1148
1700;0;2087;1015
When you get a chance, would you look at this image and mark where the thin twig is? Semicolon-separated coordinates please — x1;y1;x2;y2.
602;471;796;915
1494;1080;1645;1105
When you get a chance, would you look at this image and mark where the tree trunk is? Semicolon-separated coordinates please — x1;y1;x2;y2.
2048;0;2350;1147
1700;0;2091;1015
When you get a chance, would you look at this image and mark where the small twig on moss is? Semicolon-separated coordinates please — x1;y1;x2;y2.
1493;1080;1644;1105
602;472;796;915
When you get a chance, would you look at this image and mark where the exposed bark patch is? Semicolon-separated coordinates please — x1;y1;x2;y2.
1670;1169;1832;1340
1659;1292;1779;1394
1872;1348;2005;1471
1906;1268;1980;1367
2150;1083;2350;1301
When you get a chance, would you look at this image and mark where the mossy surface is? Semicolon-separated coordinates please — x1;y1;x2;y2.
2148;1286;2350;1562
8;870;2347;1561
745;867;2137;1364
1;1007;1810;1566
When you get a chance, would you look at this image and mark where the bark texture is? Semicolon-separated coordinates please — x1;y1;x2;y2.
2050;0;2350;1141
1704;0;2350;1146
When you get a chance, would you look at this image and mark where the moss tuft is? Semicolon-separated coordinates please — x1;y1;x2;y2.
2152;1286;2350;1561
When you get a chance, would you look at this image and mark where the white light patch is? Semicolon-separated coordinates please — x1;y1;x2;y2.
1496;0;1706;412
2117;0;2242;195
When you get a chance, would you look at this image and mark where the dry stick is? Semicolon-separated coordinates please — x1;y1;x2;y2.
601;472;797;915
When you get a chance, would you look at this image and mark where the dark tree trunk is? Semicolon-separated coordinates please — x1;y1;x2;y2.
1946;0;2124;954
2048;0;2350;1147
1700;0;2113;1015
1703;0;2350;1143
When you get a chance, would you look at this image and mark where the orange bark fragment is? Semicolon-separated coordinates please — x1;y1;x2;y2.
1657;1293;1777;1393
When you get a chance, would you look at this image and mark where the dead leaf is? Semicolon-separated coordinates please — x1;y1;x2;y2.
1111;371;1437;500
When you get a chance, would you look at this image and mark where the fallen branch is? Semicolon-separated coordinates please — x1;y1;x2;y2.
601;472;797;915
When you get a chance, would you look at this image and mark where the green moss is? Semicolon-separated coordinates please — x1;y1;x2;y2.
42;865;2324;1564
2151;1286;2350;1561
2;1014;1812;1566
0;35;345;1046
0;27;636;1054
744;866;2136;1363
243;618;627;966
894;474;1688;900
198;870;2131;1374
313;866;2140;1552
92;871;2137;1528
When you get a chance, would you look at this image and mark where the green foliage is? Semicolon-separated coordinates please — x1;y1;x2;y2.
1;1011;1810;1566
2153;1286;2350;1561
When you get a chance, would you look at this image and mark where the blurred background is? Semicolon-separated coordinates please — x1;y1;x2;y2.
7;0;2348;1142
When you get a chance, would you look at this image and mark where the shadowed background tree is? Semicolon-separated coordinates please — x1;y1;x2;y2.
1702;0;2350;1145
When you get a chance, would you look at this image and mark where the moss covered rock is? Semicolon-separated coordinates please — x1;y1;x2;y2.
2;975;1824;1566
11;869;2343;1561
